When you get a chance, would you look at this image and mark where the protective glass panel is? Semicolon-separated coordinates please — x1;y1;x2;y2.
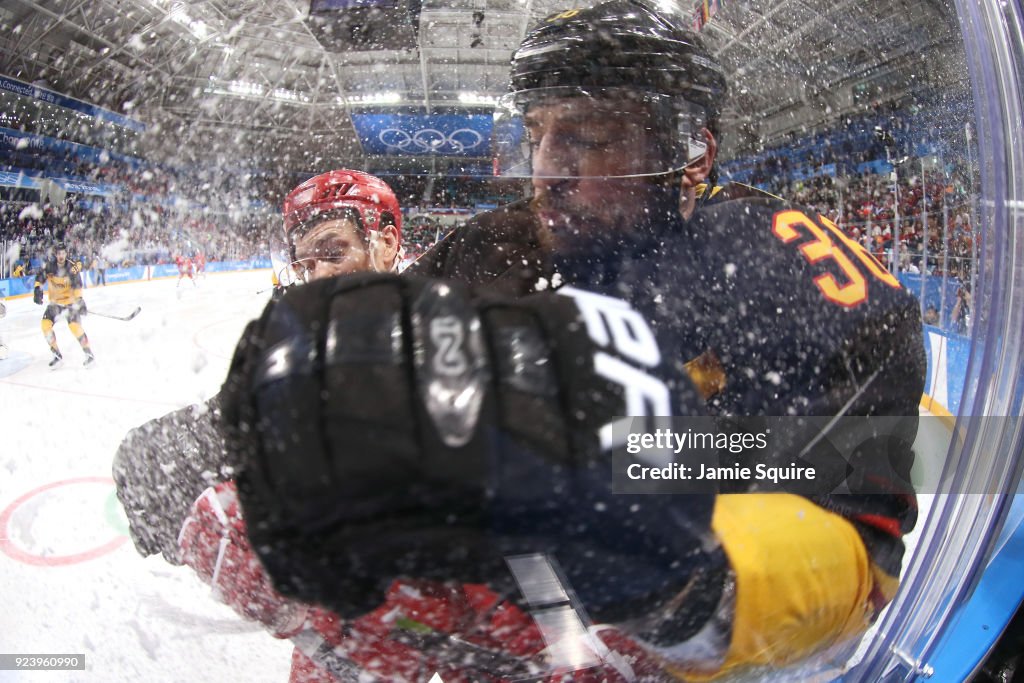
1;1;1023;682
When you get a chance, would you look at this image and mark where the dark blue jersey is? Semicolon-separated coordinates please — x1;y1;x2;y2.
412;182;926;583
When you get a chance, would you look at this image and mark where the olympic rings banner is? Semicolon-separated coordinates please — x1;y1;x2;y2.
352;114;493;157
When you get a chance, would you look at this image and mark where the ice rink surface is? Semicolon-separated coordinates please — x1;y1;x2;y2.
0;270;294;682
0;270;938;682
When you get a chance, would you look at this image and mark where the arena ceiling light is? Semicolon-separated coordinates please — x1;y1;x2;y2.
227;80;263;97
168;2;211;41
201;80;310;105
346;92;402;105
271;88;310;103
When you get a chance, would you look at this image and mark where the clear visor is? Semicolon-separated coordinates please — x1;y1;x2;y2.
492;87;709;179
269;211;372;286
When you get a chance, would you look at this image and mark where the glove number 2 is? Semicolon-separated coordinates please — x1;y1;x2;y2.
414;282;487;448
559;287;672;462
430;316;468;377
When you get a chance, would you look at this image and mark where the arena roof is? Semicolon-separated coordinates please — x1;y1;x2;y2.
0;0;963;171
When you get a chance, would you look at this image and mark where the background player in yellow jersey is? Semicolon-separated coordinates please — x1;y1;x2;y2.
33;243;94;368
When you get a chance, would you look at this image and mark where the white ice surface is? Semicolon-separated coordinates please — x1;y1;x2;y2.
0;271;294;682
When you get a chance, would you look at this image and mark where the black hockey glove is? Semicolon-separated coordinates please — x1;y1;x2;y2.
71;298;87;317
33;287;43;305
223;273;722;627
270;284;289;301
113;393;236;563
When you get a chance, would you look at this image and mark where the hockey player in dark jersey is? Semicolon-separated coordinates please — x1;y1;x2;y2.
34;243;94;368
221;1;926;679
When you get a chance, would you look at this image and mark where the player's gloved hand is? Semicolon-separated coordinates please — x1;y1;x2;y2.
33;288;43;305
72;298;87;317
223;273;723;630
113;393;236;563
179;481;308;637
70;260;82;275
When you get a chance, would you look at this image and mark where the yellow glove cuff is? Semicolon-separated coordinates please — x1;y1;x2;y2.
709;494;874;674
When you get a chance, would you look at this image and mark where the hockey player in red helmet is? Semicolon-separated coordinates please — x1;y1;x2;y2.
115;169;411;683
115;170;407;570
273;169;403;286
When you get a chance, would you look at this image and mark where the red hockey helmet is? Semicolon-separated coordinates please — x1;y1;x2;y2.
283;169;401;240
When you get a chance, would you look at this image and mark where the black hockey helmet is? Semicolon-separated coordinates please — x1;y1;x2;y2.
493;0;727;178
511;0;726;122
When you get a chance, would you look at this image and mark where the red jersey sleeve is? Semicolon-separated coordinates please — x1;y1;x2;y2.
178;481;308;638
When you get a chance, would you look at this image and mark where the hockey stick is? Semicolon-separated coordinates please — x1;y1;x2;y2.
89;306;142;321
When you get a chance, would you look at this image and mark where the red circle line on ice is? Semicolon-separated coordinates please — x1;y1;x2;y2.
0;477;129;566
